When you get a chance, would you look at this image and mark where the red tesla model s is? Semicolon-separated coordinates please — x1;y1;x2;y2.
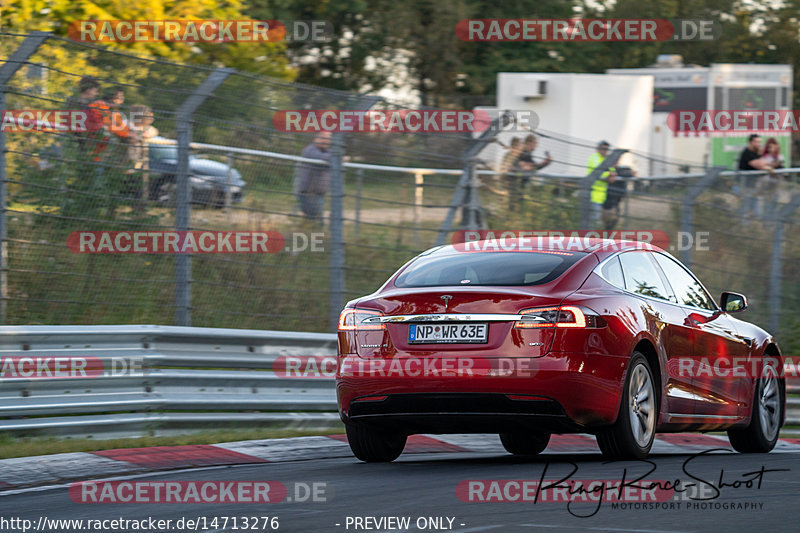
336;238;785;461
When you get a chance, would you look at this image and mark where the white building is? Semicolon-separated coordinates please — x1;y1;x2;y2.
481;60;793;176
608;61;793;173
485;72;653;176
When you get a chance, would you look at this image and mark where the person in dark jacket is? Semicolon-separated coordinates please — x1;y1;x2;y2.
601;167;631;230
293;132;332;221
65;76;100;152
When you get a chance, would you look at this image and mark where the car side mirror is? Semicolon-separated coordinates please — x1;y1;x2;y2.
720;292;747;313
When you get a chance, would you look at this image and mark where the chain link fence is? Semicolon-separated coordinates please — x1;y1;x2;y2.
2;32;800;359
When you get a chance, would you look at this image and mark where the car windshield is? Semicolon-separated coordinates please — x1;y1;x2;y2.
394;250;587;287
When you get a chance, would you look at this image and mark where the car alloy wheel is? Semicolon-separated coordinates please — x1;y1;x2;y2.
728;358;783;453
597;352;657;459
628;362;656;448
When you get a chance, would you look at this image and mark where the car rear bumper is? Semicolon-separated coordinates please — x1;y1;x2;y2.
342;392;579;433
336;352;629;431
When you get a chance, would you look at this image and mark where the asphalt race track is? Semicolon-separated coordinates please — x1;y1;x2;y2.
2;441;798;533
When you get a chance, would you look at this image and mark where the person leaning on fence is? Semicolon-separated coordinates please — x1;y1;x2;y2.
516;134;552;178
585;140;617;227
738;134;775;220
293;131;332;223
602;167;632;230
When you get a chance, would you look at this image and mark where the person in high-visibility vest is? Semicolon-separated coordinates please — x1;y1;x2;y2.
585;140;617;227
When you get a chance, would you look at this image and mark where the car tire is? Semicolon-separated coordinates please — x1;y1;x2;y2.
500;431;550;455
728;361;783;453
597;352;657;459
345;423;407;463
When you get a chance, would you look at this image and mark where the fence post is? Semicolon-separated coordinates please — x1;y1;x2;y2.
328;132;346;330
174;68;232;326
580;149;626;230
436;168;470;246
768;191;800;335
464;162;484;231
225;151;234;215
679;166;723;267
413;171;424;248
354;168;363;239
437;113;507;246
0;31;50;324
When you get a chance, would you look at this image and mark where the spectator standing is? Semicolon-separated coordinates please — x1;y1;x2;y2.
66;75;99;110
91;87;131;166
127;105;159;204
586;140;617;227
738;134;770;172
498;137;522;209
65;76;99;152
602;167;632;230
294;132;332;223
762;137;784;169
738;134;773;220
516;134;552;175
759;137;784;217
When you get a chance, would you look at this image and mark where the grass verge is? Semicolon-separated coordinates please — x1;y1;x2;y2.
0;427;344;459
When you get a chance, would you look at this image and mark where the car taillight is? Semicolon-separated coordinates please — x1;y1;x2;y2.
515;305;604;328
338;308;386;331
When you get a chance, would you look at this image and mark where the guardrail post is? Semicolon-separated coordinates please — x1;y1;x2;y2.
768;191;800;335
580;149;626;230
0;31;50;324
679;166;723;267
175;68;232;326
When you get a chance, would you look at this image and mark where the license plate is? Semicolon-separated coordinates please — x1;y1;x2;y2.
408;323;488;344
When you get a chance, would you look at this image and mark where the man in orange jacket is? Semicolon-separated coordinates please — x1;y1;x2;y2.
88;87;132;163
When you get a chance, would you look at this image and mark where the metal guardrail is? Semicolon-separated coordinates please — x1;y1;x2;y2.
0;325;340;439
0;325;797;439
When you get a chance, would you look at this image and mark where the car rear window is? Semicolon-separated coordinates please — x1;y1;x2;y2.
394;251;587;288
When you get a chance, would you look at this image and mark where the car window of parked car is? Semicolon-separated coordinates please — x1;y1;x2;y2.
394;251;587;287
600;256;625;288
618;251;674;302
651;252;717;311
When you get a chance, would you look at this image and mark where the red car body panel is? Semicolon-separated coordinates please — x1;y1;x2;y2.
336;238;784;435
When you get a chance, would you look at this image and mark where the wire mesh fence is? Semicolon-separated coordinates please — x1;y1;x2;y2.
2;32;800;358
